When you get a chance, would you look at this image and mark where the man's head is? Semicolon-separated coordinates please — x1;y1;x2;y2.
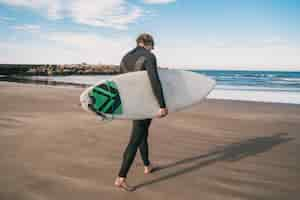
136;33;154;51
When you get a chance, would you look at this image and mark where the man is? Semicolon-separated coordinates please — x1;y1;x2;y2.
114;33;168;191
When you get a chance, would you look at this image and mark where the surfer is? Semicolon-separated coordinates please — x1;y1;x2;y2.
114;33;168;191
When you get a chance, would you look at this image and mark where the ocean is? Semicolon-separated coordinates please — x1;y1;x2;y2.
193;70;300;104
2;70;300;104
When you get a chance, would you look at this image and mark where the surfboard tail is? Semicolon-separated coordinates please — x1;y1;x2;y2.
80;86;93;113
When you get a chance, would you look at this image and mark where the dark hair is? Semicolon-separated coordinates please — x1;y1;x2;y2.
136;33;155;47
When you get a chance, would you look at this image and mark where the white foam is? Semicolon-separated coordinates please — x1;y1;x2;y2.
208;89;300;104
216;85;300;92
277;78;300;81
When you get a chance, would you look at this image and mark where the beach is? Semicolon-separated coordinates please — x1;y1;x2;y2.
0;81;299;200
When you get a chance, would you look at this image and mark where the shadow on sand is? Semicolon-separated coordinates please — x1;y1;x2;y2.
135;132;293;190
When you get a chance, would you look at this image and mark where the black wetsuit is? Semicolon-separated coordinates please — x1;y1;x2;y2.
118;46;166;178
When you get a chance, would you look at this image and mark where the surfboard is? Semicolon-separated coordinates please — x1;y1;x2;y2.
80;69;216;120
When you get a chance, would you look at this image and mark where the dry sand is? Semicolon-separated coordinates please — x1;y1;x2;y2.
0;82;299;200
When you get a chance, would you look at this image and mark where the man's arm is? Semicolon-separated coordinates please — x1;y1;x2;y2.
119;59;127;74
144;54;166;108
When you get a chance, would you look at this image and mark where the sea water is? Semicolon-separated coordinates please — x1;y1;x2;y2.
2;70;300;104
193;70;300;104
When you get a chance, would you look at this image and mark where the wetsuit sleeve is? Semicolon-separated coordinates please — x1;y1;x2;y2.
144;54;166;108
120;58;127;74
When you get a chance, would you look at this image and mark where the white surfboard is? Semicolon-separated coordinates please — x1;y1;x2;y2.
80;69;216;120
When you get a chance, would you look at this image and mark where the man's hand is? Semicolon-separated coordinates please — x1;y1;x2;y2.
157;108;168;118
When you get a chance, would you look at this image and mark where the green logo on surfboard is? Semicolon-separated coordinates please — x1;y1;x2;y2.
88;81;122;115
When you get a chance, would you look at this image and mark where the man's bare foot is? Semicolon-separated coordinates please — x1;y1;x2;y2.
144;164;155;174
114;177;135;192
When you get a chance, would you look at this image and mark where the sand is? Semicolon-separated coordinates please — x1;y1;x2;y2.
0;82;299;200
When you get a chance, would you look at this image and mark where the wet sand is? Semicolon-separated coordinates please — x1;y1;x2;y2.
0;82;299;200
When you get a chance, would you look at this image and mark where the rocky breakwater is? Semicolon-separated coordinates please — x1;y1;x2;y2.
0;64;121;76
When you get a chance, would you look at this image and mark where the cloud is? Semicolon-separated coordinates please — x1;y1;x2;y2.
143;0;176;4
45;32;132;63
0;32;133;64
69;1;143;30
0;0;143;29
13;24;41;32
0;0;62;19
155;41;300;70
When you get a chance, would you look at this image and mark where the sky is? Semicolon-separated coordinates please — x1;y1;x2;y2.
0;0;300;71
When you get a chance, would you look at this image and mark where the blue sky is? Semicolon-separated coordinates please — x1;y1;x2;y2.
0;0;299;70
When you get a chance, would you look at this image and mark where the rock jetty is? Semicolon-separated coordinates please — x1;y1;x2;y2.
0;63;121;76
